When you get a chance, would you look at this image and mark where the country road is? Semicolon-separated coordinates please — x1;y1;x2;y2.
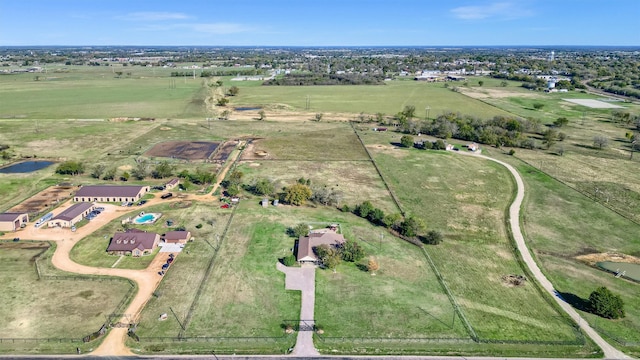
455;150;631;360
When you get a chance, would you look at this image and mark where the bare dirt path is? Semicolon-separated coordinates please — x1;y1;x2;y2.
453;150;630;360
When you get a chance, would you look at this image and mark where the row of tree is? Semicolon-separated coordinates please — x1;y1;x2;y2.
263;73;385;86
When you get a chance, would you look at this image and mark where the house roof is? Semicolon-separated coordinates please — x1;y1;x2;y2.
52;202;94;221
166;178;179;186
0;212;26;222
107;231;158;252
296;232;346;262
163;230;190;241
75;185;146;198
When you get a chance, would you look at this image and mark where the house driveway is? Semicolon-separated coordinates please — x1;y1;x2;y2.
276;262;320;356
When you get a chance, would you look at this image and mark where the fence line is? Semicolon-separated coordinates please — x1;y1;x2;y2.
0;337;82;344
350;122;404;216
421;248;478;341
178;204;239;337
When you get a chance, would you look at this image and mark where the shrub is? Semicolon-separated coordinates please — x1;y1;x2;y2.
282;254;296;266
195;224;203;229
287;223;309;238
421;230;443;245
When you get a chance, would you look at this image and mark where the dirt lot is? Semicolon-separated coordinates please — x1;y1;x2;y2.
576;252;640;266
211;140;238;161
145;141;220;160
9;184;75;216
241;140;272;160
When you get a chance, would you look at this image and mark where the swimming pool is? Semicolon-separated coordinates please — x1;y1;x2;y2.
133;212;161;224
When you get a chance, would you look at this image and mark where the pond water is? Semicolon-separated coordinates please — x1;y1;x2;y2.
234;107;262;111
597;261;640;282
0;161;55;173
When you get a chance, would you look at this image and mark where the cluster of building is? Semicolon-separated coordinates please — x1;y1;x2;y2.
0;183;191;257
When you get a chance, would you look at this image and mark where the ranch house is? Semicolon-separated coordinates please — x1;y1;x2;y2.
74;185;149;203
162;230;191;244
107;229;160;257
48;202;95;228
0;212;29;231
296;231;346;263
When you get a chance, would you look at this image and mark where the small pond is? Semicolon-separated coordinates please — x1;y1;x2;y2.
597;261;640;282
234;107;262;111
0;161;55;174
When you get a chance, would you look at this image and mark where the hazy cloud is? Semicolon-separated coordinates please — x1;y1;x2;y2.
119;12;191;21
136;22;252;35
451;2;533;20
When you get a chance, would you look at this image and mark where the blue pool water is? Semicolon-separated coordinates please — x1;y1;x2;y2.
0;161;55;173
133;213;160;224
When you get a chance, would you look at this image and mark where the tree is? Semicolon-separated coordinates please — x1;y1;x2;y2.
401;105;416;120
478;80;484;87
375;112;385;124
593;135;609;149
227;85;239;96
533;103;544;110
400;135;414;148
340;240;366;262
120;171;130;181
543;129;558;149
282;254;296;266
383;213;402;229
283;183;312;206
316;244;341;272
367;208;385;225
152;160;174;179
257;110;266;121
400;216;425;237
314;113;323;122
252;177;275;196
354;201;374;218
500;81;508;87
103;167;116;180
217;97;229;106
131;159;149;180
288;223;309;238
220;109;231;120
554;117;569;127
90;164;106;179
589;286;625;319
422;230;443;245
367;257;379;275
55;161;84;175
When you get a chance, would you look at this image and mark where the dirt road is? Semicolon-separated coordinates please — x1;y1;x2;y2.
455;150;630;360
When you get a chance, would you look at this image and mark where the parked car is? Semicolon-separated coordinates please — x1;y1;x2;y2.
161;263;169;270
160;193;173;199
137;200;147;206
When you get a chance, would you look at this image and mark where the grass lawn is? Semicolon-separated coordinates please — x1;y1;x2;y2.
70;202;229;269
0;241;133;354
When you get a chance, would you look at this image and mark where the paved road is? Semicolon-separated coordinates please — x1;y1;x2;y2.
455;150;630;360
277;262;320;356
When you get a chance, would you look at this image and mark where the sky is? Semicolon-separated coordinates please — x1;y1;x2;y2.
1;0;638;47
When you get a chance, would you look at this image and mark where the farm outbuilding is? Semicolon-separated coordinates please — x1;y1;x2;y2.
48;202;95;228
162;230;191;244
74;185;149;203
0;212;29;231
107;230;160;257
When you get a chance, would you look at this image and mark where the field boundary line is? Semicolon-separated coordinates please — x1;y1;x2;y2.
178;203;239;337
350;122;404;215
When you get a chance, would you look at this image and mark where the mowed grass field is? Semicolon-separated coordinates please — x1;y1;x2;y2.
0;241;132;354
360;131;579;343
231;79;513;118
0;66;205;119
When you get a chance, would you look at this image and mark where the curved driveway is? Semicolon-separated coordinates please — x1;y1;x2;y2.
457;150;630;360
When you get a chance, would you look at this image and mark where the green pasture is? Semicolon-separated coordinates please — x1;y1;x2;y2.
0;241;133;354
222;80;514;118
361;138;580;342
